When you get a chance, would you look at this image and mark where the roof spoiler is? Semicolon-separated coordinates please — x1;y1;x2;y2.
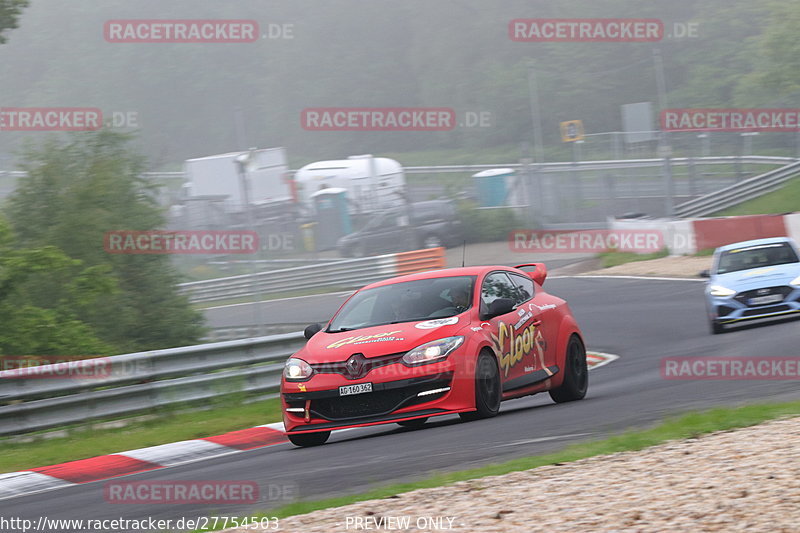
514;263;547;286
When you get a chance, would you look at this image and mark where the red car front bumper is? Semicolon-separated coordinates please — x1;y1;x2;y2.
281;358;475;434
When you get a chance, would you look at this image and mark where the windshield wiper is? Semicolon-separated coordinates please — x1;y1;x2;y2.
327;327;355;333
390;317;433;324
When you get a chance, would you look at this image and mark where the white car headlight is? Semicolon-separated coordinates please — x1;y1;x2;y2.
402;336;464;366
708;284;736;297
283;357;314;381
791;275;800;288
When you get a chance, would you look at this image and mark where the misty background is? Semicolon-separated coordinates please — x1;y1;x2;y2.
1;0;797;170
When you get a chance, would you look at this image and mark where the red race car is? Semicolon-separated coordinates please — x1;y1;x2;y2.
280;263;587;447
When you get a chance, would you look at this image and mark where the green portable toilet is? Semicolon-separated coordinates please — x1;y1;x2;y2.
473;168;514;207
311;187;352;250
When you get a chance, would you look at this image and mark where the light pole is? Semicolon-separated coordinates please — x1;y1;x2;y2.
234;148;264;336
653;48;675;217
527;62;548;224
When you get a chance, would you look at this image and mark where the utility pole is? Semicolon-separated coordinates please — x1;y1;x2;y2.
653;48;675;218
527;62;545;165
527;62;547;223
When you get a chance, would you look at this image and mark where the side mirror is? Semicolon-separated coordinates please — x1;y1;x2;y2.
486;298;515;319
304;323;323;340
699;269;710;278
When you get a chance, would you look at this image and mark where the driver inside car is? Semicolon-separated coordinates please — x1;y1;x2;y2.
449;285;471;312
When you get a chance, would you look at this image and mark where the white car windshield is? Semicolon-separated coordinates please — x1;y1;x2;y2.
716;242;799;274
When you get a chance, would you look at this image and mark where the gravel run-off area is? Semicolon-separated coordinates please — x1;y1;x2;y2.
228;416;800;533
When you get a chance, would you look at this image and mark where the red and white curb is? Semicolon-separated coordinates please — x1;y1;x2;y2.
0;352;618;501
0;422;287;501
587;351;619;370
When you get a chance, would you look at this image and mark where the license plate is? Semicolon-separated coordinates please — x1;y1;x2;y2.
339;383;373;396
749;294;783;306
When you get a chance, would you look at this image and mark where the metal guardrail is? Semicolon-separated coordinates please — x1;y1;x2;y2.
401;156;794;174
0;333;306;436
127;156;796;185
180;247;445;304
674;160;800;217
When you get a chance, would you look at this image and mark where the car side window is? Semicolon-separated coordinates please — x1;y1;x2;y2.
481;272;519;308
509;273;535;304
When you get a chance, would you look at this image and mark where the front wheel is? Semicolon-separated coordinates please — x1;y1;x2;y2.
710;319;724;335
549;335;588;403
459;353;501;422
287;431;330;447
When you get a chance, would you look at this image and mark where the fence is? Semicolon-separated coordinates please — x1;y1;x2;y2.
180;247;446;304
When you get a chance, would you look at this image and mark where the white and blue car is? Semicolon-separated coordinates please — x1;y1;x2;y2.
702;237;800;334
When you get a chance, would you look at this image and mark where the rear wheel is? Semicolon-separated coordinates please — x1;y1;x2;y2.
549;335;588;403
459;353;501;422
287;431;330;447
397;417;428;428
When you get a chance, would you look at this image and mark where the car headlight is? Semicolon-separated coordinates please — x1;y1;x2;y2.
283;357;314;381
708;284;736;297
791;275;800;288
402;336;464;366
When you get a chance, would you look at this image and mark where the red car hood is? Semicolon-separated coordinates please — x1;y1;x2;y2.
296;316;470;363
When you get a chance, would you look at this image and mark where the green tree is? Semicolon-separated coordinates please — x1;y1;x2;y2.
0;215;114;355
0;0;27;44
6;131;205;353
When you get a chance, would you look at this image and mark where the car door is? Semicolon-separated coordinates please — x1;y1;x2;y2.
508;272;558;374
480;271;538;389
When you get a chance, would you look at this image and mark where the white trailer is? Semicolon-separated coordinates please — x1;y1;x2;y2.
293;155;405;213
183;147;290;207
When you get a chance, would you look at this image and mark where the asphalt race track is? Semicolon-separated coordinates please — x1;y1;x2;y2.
4;277;800;532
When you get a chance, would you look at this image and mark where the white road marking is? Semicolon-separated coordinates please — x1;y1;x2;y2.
552;275;703;282
493;432;594;448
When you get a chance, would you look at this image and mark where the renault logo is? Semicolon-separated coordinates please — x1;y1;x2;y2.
345;353;366;378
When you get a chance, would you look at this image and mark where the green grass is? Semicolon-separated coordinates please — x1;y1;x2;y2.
0;397;282;474
716;177;800;216
191;399;800;529
598;248;669;268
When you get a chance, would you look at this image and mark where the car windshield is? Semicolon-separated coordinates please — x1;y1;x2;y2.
328;276;476;332
715;242;799;274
